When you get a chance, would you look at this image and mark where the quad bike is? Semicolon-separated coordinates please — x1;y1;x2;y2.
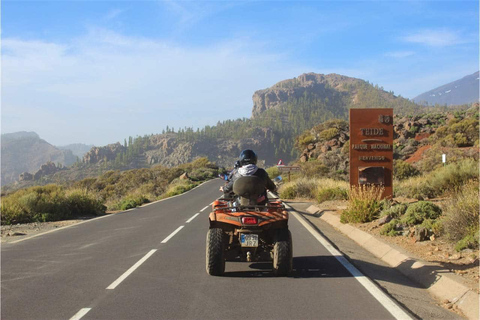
206;176;293;276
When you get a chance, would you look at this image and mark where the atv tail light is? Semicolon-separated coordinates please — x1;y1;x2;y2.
242;217;258;225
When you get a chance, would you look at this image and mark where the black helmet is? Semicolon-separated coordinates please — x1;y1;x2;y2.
239;149;257;165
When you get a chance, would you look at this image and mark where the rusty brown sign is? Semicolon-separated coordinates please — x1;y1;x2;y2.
349;108;393;199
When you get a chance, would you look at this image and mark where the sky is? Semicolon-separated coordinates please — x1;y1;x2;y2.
2;0;478;146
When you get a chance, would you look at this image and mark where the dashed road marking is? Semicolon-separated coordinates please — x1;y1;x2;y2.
186;213;200;223
200;206;209;212
69;308;91;320
106;249;157;290
161;226;184;243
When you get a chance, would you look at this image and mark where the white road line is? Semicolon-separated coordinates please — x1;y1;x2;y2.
161;226;184;243
106;249;157;290
200;206;209;212
289;207;413;320
186;213;200;223
69;308;92;320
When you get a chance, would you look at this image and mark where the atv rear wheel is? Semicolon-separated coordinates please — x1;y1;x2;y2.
206;228;225;276
272;229;292;277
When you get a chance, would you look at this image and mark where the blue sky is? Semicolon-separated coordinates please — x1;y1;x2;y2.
2;0;478;146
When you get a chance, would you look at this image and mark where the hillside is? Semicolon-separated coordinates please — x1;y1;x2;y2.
1;132;76;185
414;71;479;106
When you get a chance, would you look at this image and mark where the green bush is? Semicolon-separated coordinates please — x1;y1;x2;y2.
393;160;420;180
380;203;408;219
319;128;339;141
316;187;348;203
1;185;105;224
395;159;478;198
266;166;281;179
380;219;400;236
118;194;149;210
401;201;442;226
279;183;297;199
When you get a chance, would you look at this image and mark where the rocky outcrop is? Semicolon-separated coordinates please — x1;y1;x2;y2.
252;73;360;118
83;143;126;164
18;161;65;181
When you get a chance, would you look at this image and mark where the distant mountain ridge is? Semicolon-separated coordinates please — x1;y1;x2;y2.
1;132;76;185
3;72;444;189
414;71;479;106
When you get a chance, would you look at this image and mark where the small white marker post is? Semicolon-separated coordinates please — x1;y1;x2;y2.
442;154;446;166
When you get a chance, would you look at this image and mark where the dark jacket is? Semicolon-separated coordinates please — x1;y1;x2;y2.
223;164;276;196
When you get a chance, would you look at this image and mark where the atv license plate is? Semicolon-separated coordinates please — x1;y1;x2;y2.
240;234;258;247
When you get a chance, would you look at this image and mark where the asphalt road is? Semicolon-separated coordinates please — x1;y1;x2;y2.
2;179;412;320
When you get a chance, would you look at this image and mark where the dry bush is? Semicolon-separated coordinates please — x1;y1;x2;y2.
441;180;479;251
341;185;384;223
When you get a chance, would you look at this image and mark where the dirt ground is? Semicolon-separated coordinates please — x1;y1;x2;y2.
1;219;89;243
313;199;479;292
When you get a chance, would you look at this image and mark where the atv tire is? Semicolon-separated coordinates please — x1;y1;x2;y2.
273;228;292;277
206;228;225;276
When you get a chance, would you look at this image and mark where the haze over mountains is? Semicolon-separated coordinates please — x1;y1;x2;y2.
1;132;78;185
414;71;479;106
2;72;476;187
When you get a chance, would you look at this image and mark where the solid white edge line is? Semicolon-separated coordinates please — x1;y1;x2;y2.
186;213;200;223
8;214;113;244
288;206;413;320
161;226;184;243
69;308;92;320
106;249;157;290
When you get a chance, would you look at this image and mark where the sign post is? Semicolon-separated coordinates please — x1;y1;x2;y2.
349;108;394;199
276;165;300;182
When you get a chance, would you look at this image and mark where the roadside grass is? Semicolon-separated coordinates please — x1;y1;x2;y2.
394;159;478;199
341;185;384;223
441;180;479;251
279;178;348;202
1;158;218;225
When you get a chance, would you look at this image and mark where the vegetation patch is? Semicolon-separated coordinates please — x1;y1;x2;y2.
341;185;384;223
441;180;479;251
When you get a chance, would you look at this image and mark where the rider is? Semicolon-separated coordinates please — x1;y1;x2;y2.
221;149;276;204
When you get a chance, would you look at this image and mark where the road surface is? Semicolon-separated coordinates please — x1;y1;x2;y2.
2;179;414;320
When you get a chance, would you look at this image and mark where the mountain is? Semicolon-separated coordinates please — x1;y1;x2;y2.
57;143;95;159
3;73;441;189
1;132;76;185
414;71;479;106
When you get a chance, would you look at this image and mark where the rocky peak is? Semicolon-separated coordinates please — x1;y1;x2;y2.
83;143;126;164
251;73;362;118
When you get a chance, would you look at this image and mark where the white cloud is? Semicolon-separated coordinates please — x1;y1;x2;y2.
402;29;467;47
385;51;415;58
2;29;306;145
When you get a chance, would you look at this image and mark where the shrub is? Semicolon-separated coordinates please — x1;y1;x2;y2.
300;160;330;178
316;187;348;203
319;128;339;141
118;194;149;210
401;201;442;226
393;160;420;180
395;159;478;199
380;219;400;236
279;182;297;199
442;180;479;251
380;203;408;219
341;185;384;223
266;166;281;179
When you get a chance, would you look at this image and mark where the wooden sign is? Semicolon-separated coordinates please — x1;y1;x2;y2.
349;108;393;199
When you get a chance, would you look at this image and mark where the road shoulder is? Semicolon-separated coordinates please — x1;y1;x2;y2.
286;200;477;320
